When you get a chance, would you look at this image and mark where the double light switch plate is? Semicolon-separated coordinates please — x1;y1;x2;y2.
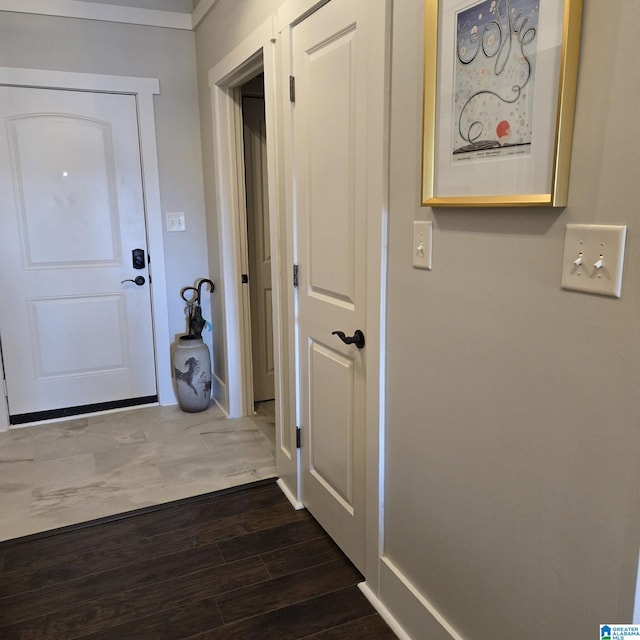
561;224;627;298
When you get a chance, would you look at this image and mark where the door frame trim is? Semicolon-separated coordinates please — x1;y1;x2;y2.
0;67;172;431
207;18;298;487
208;21;271;419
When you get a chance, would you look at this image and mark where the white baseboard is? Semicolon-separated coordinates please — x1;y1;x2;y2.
211;373;228;416
277;478;304;510
358;581;413;640
378;557;466;640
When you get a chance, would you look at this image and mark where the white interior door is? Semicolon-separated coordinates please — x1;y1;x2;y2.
0;86;157;423
244;95;275;403
293;0;385;572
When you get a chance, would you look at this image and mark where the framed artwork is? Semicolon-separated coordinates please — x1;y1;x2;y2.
421;0;583;207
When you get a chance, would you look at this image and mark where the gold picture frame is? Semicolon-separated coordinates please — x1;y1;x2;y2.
422;0;583;207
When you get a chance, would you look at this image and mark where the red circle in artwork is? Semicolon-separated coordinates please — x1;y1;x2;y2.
496;120;511;139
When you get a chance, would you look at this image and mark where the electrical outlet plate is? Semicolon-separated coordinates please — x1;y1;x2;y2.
413;221;432;269
561;224;627;298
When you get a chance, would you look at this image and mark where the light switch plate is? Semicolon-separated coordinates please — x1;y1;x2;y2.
413;221;432;270
166;212;186;232
561;224;626;297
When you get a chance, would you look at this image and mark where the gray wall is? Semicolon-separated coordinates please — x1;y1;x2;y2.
0;11;210;392
385;1;640;638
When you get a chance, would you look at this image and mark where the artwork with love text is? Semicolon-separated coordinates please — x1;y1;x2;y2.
453;0;539;162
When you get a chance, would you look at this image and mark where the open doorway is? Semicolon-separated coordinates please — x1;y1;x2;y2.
207;24;298;499
241;73;276;449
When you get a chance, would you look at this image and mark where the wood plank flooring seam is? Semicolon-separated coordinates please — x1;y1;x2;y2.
0;500;306;597
0;531;227;601
214;559;363;626
62;557;360;640
0;526;333;632
216;518;325;564
213;584;367;628
0;542;227;625
297;613;400;640
259;534;331;580
0;555;270;638
181;585;377;640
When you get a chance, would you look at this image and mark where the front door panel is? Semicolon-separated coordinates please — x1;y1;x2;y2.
0;87;157;421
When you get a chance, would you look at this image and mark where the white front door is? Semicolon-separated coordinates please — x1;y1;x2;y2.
0;86;157;424
244;95;275;403
293;0;387;572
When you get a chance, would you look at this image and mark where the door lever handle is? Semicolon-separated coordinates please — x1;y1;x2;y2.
121;275;146;286
332;329;365;349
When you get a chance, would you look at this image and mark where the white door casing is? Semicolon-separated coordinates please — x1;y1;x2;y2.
0;68;172;432
0;87;157;420
207;17;300;502
244;95;276;403
292;0;388;574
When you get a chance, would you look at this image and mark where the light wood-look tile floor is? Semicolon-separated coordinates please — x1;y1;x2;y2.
0;401;276;542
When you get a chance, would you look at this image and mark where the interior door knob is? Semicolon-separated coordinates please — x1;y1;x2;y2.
332;329;365;349
121;275;146;286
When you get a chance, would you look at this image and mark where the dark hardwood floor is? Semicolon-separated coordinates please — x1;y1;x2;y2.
0;480;397;639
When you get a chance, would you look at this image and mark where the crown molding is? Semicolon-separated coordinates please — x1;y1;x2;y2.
0;0;193;30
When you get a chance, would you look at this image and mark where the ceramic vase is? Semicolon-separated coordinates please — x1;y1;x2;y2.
173;336;212;412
